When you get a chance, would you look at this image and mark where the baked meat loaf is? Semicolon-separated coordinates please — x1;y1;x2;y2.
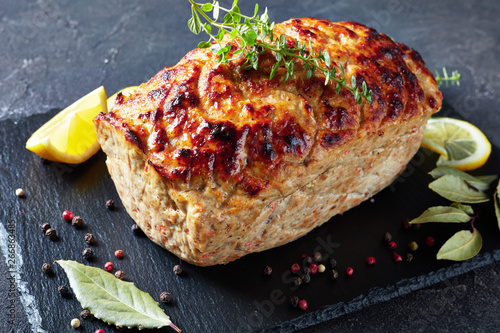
94;18;442;266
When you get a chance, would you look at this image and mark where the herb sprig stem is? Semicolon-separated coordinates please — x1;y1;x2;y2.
187;0;373;105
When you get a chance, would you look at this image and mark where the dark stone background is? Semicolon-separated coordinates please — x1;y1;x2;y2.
1;0;500;332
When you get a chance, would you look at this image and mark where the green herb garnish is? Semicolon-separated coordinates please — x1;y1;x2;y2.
435;67;461;87
187;0;373;105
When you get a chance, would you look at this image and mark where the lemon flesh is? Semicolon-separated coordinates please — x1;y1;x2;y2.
421;117;491;171
26;86;107;164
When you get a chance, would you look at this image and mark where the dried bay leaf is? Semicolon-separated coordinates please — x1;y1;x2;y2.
450;202;474;215
436;228;482;261
429;166;497;192
429;175;490;204
56;260;181;332
409;206;471;224
495;181;500;231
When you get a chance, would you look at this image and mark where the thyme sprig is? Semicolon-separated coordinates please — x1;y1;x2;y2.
187;0;373;105
435;67;461;87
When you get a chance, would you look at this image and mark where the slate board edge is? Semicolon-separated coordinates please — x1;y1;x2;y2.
259;249;500;333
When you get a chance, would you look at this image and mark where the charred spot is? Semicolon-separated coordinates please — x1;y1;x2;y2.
368;28;381;39
322;101;357;131
248;121;276;163
379;46;395;60
293;19;302;24
138;111;151;120
162;68;177;82
428;96;437;109
388;95;404;119
152;109;163;122
409;48;423;62
121;124;144;152
171;168;190;182
275;117;310;156
209;121;237;143
322;133;341;147
261;140;275;161
166;90;199;110
150;125;168;152
149;87;167;102
321;130;354;148
177;148;192;158
115;92;124;105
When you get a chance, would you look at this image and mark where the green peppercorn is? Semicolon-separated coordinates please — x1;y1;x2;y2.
408;241;418;251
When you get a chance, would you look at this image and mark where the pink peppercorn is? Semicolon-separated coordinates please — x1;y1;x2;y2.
393;252;402;262
104;262;113;271
388;241;397;250
365;257;376;265
426;236;435;246
298;299;308;310
115;250;124;258
308;263;318;274
346;267;354;276
95;330;105;333
291;263;300;274
62;210;73;221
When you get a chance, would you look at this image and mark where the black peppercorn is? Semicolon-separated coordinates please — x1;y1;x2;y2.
412;223;421;231
41;263;51;274
72;216;84;228
58;285;70;297
116;326;126;332
293;277;303;286
383;232;392;243
302;274;311;284
263;265;272;276
402;218;411;229
173;265;183;275
82;247;94;260
313;251;322;262
160;291;172;303
303;256;313;266
106;199;115;210
329;269;339;280
131;224;143;236
302;267;311;276
329;258;337;268
84;233;95;244
115;270;125;280
80;309;93;320
45;228;57;240
406;253;414;263
40;223;51;233
290;296;299;307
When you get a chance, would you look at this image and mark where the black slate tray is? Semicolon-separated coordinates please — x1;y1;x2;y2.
1;1;500;332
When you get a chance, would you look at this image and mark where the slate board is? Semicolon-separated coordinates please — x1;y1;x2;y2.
1;1;499;332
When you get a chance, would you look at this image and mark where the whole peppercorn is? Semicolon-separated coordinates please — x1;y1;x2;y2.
41;263;52;274
388;241;397;250
365;257;376;265
293;277;303;286
303;256;313;266
116;326;126;331
317;264;326;273
402;217;411;229
62;210;73;221
263;265;272;276
298;299;308;310
70;318;81;328
308;263;318;274
58;285;70;297
160;291;172;303
71;216;84;228
406;253;414;263
426;236;435;246
115;270;125;280
82;248;94;260
40;222;51;233
173;264;183;275
106;199;115;210
329;258;337;268
45;228;57;240
408;241;419;251
105;262;114;271
393;252;403;262
115;250;124;259
383;232;392;243
346;267;354;276
131;223;143;236
95;330;105;333
291;263;300;274
80;309;93;320
84;233;95;244
329;269;339;280
15;188;25;197
302;274;311;284
313;252;322;262
302;267;311;276
289;296;299;308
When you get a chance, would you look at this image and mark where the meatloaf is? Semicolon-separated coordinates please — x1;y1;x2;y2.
94;18;442;266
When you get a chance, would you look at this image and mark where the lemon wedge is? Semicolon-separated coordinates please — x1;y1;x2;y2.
421;117;491;171
107;86;138;113
26;86;107;164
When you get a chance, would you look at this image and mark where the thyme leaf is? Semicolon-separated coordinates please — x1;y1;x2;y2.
435;67;461;87
186;0;373;105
